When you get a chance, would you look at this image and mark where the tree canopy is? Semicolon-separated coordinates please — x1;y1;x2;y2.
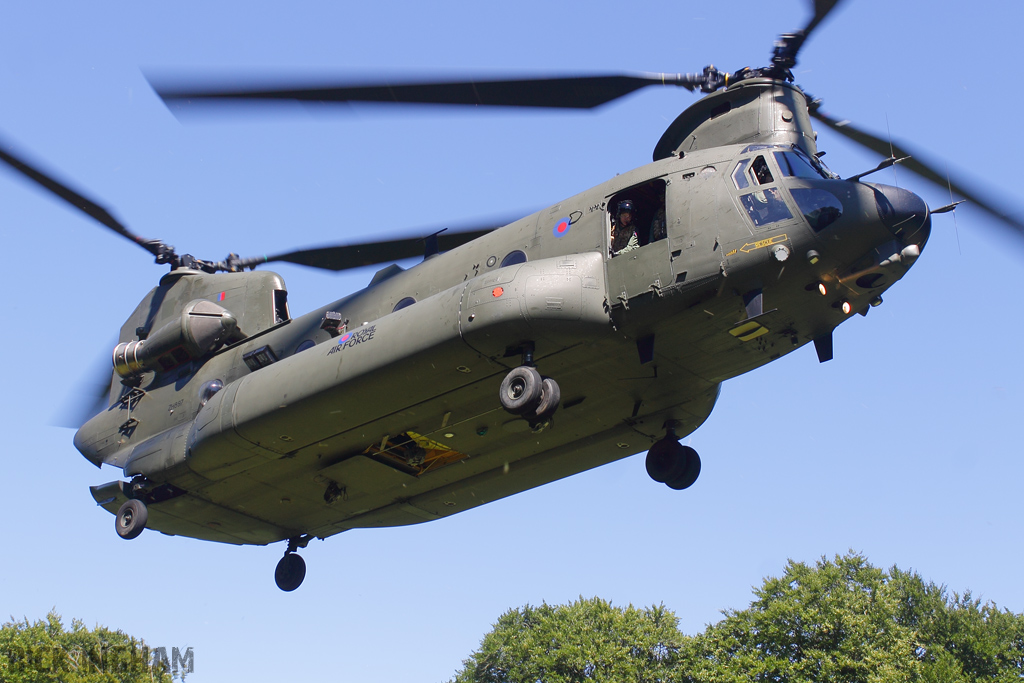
0;611;174;683
450;553;1024;683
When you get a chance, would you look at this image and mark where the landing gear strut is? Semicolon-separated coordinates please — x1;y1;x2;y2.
645;426;701;490
275;536;308;592
115;499;148;540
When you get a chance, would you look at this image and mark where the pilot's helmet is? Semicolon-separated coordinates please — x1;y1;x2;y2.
617;199;634;215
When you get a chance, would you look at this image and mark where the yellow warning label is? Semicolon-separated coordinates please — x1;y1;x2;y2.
739;234;788;254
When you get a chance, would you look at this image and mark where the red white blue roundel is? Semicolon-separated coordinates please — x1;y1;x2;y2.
338;333;351;344
552;217;571;238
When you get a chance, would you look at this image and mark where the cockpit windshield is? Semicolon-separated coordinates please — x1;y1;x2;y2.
774;150;822;179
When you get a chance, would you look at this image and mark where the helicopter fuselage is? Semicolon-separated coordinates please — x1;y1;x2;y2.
79;79;932;546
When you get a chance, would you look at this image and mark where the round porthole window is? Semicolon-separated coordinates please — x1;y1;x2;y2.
295;340;315;353
198;379;223;407
500;250;527;267
393;297;416;312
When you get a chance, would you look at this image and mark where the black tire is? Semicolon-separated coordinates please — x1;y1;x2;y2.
115;499;148;540
645;438;687;483
666;447;701;490
529;377;561;419
498;366;543;415
275;553;306;592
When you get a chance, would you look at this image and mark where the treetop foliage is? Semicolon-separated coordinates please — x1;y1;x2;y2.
0;610;173;683
451;553;1024;683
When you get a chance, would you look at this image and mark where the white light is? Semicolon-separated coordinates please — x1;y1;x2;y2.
841;301;852;315
818;282;827;296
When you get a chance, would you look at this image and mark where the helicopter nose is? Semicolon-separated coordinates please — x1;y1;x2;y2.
868;183;931;248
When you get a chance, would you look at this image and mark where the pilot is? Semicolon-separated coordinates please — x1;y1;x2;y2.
610;199;640;255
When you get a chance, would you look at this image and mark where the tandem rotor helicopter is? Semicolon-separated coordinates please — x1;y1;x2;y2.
3;0;1021;592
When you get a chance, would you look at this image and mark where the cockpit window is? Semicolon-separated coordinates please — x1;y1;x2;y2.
732;159;751;189
775;151;823;179
750;156;774;185
791;188;843;232
740;188;792;227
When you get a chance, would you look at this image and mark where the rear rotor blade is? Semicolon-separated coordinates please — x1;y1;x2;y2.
0;136;174;261
235;218;519;272
52;351;114;430
153;73;703;111
809;106;1024;239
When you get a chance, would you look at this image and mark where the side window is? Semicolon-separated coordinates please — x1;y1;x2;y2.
273;289;290;324
608;178;668;257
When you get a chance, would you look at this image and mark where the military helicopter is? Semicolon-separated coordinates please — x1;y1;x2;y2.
2;0;1020;593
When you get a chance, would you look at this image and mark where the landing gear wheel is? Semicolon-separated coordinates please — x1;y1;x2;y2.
666;447;701;490
275;553;306;592
529;377;561;420
115;499;148;540
645;438;687;483
499;366;543;415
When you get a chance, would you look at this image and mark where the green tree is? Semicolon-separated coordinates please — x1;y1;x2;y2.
450;553;1024;683
450;597;683;683
0;610;174;683
679;553;1024;683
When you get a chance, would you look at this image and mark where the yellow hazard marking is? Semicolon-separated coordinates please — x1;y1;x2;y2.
729;321;770;341
725;248;738;257
739;234;788;254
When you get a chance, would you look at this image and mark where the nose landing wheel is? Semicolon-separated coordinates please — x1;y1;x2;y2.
645;428;701;490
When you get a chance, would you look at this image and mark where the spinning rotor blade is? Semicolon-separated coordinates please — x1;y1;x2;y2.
154;73;706;110
235;219;516;272
809;106;1024;239
805;0;844;42
0;137;176;262
52;353;114;430
772;0;845;70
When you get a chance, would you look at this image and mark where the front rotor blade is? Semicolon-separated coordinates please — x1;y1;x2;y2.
810;107;1024;239
154;73;699;110
0;136;168;259
773;0;845;69
805;0;844;38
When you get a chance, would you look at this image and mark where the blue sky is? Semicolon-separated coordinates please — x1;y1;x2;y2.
1;1;1021;681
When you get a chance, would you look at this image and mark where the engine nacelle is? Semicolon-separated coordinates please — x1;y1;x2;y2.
113;299;238;378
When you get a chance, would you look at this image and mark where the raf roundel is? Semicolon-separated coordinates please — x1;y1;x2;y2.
552;217;571;238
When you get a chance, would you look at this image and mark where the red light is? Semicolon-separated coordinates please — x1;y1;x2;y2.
492;287;504;297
